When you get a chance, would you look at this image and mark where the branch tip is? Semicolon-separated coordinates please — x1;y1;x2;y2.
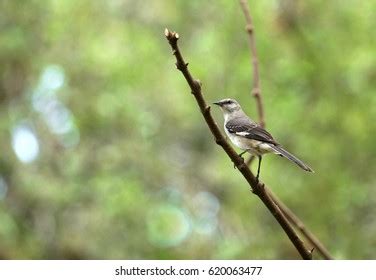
164;28;169;37
164;28;179;42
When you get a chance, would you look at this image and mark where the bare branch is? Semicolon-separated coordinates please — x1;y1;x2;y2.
239;0;265;128
165;28;312;260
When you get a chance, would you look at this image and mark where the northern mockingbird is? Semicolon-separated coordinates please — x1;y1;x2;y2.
214;98;313;180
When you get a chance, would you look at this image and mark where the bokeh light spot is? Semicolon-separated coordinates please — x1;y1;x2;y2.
11;123;39;164
192;191;220;235
39;64;65;91
147;205;191;247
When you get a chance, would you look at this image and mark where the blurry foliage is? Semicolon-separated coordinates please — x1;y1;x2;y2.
0;0;375;259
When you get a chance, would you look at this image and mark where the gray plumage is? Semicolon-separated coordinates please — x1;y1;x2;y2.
265;144;313;172
226;117;277;145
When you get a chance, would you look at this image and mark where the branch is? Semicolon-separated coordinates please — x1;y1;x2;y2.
239;0;263;167
239;0;333;260
165;28;312;260
239;0;265;128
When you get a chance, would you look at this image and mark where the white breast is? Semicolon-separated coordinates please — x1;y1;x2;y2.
224;125;273;156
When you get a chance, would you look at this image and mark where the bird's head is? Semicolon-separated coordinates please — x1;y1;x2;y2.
213;98;241;114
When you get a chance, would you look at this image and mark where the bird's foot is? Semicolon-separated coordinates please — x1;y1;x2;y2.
238;150;249;158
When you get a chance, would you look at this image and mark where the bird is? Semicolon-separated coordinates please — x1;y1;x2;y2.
213;98;313;181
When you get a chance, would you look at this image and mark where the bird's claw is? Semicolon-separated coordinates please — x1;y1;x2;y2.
238;150;248;157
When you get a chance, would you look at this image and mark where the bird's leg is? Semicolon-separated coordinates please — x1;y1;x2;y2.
233;150;250;169
238;149;249;158
256;156;262;182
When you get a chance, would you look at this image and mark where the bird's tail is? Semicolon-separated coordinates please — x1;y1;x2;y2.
269;145;314;172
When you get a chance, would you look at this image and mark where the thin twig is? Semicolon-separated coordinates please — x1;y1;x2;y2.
238;0;333;260
239;0;263;167
165;28;312;260
239;0;265;128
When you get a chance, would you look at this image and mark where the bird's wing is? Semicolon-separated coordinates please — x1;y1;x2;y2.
226;117;278;145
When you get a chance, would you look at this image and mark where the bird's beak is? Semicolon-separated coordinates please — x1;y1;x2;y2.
213;101;222;106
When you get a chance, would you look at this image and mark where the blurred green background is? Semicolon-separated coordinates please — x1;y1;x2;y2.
0;0;375;259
